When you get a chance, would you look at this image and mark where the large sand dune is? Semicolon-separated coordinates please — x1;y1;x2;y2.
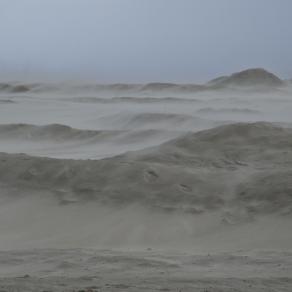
0;122;291;215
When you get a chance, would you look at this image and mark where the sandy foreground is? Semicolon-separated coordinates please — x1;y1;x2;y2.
0;73;292;291
0;248;291;292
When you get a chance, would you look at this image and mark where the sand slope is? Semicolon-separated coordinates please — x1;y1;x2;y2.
0;122;291;215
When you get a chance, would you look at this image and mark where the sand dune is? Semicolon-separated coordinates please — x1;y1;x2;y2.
0;122;291;215
140;82;206;92
0;123;123;141
0;68;286;98
208;68;284;88
0;123;180;159
99;112;220;131
0;83;32;93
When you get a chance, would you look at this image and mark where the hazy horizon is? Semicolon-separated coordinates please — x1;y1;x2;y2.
1;0;292;83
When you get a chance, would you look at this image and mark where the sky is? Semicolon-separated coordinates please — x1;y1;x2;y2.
0;0;292;83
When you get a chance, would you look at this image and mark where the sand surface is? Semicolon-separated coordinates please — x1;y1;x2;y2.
0;74;292;291
0;249;291;291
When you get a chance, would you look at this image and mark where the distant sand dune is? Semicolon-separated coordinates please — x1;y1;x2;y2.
0;123;123;141
99;112;220;130
208;68;284;87
0;68;286;96
0;83;33;93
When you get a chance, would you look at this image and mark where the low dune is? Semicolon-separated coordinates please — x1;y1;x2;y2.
0;123;180;159
99;112;221;131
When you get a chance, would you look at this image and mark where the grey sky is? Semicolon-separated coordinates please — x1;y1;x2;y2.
0;0;291;82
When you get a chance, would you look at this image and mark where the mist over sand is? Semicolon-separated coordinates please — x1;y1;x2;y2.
1;68;292;291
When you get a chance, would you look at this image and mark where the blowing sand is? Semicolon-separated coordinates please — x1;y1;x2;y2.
0;69;292;291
